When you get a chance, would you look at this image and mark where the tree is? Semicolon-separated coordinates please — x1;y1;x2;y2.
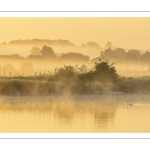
141;51;150;63
101;48;113;59
87;41;100;48
126;49;141;61
54;66;77;85
93;59;118;82
59;52;89;63
113;48;126;60
30;47;41;55
40;45;56;59
56;65;75;75
105;41;113;49
101;47;126;61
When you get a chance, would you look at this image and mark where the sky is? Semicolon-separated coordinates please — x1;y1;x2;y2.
1;18;150;50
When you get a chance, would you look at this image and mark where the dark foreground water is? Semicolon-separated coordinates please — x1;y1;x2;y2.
0;94;150;132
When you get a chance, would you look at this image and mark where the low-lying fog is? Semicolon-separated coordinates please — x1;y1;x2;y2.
0;94;150;132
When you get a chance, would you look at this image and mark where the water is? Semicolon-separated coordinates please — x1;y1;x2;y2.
0;94;150;132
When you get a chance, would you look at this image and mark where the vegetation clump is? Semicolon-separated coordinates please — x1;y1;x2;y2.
0;58;149;96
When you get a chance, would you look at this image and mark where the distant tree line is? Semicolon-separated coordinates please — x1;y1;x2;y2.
27;45;90;64
26;45;150;65
1;44;150;64
8;39;76;47
1;44;150;77
0;45;90;62
93;47;150;64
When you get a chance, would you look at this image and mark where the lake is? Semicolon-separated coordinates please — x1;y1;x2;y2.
0;94;150;132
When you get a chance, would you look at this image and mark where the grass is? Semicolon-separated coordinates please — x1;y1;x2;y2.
0;59;150;96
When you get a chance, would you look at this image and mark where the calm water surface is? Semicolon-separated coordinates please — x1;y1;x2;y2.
0;94;150;132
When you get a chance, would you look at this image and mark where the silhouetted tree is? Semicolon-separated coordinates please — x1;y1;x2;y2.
54;66;77;86
59;52;89;63
113;48;126;60
141;51;150;63
55;66;76;78
94;59;118;82
101;48;113;59
126;49;141;61
30;47;41;55
40;45;57;59
87;41;100;48
105;41;113;49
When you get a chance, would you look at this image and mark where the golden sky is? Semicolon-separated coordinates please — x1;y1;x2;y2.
1;18;150;49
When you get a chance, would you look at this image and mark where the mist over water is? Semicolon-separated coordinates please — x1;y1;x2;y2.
0;95;150;132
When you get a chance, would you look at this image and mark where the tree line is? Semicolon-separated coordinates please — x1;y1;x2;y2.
98;47;150;64
1;44;150;64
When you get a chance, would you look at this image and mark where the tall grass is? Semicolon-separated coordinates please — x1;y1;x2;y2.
0;59;149;96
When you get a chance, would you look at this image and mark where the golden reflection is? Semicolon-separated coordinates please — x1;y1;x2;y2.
0;95;150;132
0;96;118;132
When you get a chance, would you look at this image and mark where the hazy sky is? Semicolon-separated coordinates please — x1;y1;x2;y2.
1;18;150;50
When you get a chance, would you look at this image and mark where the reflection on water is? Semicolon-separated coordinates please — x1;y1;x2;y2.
0;94;150;132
